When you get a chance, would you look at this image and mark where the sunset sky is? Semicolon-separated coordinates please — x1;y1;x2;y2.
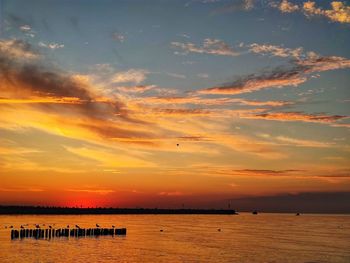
0;0;349;210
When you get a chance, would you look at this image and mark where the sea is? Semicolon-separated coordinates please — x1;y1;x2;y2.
0;213;349;263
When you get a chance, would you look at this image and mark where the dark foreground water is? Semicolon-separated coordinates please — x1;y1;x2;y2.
0;213;349;263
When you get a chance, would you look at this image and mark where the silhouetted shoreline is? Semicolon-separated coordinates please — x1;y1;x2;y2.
0;206;237;215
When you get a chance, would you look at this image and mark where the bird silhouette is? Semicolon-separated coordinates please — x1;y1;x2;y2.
49;225;52;229
35;224;40;229
96;224;100;228
112;225;115;228
177;143;179;147
20;225;24;229
75;225;81;229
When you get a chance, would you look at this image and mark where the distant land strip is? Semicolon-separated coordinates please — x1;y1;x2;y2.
0;206;237;215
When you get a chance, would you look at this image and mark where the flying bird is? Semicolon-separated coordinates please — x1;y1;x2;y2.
96;224;100;228
75;225;81;229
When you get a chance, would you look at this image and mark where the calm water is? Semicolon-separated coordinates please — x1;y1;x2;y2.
0;213;349;263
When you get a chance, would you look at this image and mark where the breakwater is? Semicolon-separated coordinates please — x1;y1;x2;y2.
11;227;127;239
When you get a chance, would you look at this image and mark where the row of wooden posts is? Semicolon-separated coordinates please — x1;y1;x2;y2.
11;228;127;239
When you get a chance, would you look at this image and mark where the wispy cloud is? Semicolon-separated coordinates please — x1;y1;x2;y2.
66;188;115;195
171;38;239;56
138;96;292;107
158;191;187;196
116;85;156;93
112;32;126;43
212;0;255;14
38;41;64;50
198;65;307;94
0;187;44;192
243;111;348;125
0;39;39;59
275;136;334;148
19;24;31;32
111;69;149;84
198;51;350;95
249;43;303;58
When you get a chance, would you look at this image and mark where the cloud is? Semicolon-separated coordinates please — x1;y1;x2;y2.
212;0;255;14
19;25;31;32
271;1;350;24
148;108;211;117
116;85;156;93
0;187;44;192
66;188;115;195
249;43;303;58
197;73;209;78
275;136;334;148
138;96;292;107
198;51;350;95
171;38;239;56
38;41;64;50
303;1;350;23
231;169;302;176
198;65;307;94
243;111;348;125
111;69;149;84
158;191;186;196
0;58;92;100
298;55;350;73
270;0;299;13
0;39;39;59
165;72;187;79
112;33;126;43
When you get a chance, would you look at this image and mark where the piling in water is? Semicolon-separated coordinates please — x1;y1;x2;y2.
10;227;127;240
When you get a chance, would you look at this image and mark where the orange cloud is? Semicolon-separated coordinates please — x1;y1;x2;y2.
171;38;239;56
198;66;307;95
249;43;303;58
0;39;39;59
303;1;350;24
271;1;350;24
243;111;348;125
198;52;350;95
138;96;292;107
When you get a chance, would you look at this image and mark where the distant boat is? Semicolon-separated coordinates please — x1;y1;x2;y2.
252;210;258;215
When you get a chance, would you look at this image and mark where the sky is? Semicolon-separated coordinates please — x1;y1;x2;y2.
0;0;349;211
